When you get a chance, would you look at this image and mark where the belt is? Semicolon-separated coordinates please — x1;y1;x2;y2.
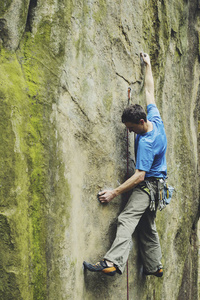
145;177;162;182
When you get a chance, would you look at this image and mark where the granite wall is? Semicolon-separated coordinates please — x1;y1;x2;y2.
0;0;199;299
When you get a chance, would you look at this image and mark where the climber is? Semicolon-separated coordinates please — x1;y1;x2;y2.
83;53;167;277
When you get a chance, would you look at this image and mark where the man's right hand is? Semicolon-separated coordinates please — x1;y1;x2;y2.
98;190;116;203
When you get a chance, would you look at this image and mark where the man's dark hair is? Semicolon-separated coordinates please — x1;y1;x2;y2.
121;104;147;124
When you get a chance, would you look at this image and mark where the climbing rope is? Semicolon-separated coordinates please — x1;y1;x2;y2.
126;87;131;300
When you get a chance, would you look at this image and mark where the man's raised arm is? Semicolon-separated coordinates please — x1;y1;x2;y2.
140;53;156;106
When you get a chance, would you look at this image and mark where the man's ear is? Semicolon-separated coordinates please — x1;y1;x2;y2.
139;119;145;125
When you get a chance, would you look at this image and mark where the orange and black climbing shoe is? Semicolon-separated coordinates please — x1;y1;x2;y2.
144;268;163;278
83;259;117;276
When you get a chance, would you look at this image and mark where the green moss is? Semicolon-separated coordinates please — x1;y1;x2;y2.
0;214;14;249
16;26;69;298
0;268;21;300
65;0;73;29
20;37;50;300
34;21;52;47
0;30;56;297
93;0;107;24
0;48;31;299
0;0;12;16
0;95;16;207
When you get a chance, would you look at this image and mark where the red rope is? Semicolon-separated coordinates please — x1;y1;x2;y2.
126;87;131;300
127;260;129;300
126;125;129;300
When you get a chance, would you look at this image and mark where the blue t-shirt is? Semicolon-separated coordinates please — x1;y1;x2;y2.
135;104;167;178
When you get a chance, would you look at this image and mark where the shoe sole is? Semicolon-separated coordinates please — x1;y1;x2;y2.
144;269;163;277
102;267;116;276
83;262;116;276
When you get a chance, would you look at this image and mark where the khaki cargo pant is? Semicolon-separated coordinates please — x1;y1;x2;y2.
104;187;162;274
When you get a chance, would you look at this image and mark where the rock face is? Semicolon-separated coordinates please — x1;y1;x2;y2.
0;0;199;299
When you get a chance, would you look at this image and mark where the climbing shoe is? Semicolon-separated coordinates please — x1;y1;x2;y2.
83;259;117;276
144;268;163;278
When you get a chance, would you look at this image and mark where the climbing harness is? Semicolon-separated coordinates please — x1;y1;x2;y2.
146;180;157;211
141;178;174;211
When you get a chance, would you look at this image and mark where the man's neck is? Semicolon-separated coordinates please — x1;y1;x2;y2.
146;120;153;133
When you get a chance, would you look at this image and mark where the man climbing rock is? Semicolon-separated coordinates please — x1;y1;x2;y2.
83;53;167;277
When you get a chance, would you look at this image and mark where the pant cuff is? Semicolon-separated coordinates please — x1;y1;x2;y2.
144;264;163;274
104;256;124;274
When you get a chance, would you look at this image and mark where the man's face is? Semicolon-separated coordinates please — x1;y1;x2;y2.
125;120;145;134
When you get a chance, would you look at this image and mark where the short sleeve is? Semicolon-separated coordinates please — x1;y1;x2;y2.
147;104;162;122
136;140;154;172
